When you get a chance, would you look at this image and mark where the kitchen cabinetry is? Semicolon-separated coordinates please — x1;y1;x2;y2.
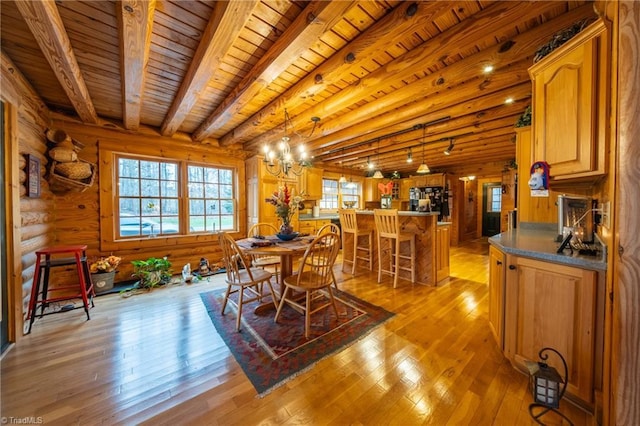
413;173;446;188
488;245;505;349
435;223;450;282
246;156;299;231
515;127;559;224
503;254;597;404
529;19;609;181
298;219;331;236
300;167;323;200
399;178;414;200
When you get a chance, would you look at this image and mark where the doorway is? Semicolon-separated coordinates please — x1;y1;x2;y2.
482;182;502;237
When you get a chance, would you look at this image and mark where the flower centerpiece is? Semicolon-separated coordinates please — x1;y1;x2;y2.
265;184;304;236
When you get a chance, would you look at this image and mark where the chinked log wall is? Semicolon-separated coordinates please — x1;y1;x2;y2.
50;118;248;289
1;51;54;330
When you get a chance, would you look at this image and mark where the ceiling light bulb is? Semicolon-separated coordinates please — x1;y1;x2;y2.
468;175;476;180
407;149;413;163
483;65;494;74
505;97;514;104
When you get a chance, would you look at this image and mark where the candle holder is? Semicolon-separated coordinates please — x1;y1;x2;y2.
526;347;573;425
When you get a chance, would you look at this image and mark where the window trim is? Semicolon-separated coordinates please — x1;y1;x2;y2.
98;140;245;252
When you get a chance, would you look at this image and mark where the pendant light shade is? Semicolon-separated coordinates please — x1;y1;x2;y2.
416;126;430;174
372;170;384;179
416;163;430;174
339;175;347;183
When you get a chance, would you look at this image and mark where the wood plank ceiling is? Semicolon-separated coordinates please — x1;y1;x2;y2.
1;0;596;177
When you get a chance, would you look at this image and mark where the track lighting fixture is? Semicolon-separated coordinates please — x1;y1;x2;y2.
443;139;455;156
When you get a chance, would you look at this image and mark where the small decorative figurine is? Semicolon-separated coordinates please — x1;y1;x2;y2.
199;257;210;274
182;263;192;282
528;161;550;197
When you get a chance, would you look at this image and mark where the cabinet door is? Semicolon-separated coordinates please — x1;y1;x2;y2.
302;167;323;199
488;246;505;348
399;178;415;200
435;225;450;283
529;20;608;180
507;256;596;403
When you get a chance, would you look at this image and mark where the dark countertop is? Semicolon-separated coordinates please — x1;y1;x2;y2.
355;210;439;216
299;210;440;220
299;214;339;221
488;223;607;271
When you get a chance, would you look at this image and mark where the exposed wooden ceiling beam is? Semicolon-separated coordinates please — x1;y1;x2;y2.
298;2;594;153
160;0;260;136
16;0;98;124
192;0;357;142
243;0;556;151
218;0;459;147
117;0;156;131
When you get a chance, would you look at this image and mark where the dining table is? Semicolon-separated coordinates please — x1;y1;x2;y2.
235;234;315;313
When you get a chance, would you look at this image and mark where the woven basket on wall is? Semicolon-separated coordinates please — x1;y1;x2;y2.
55;161;93;179
48;159;96;194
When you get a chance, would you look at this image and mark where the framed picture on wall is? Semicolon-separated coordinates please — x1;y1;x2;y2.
26;154;40;198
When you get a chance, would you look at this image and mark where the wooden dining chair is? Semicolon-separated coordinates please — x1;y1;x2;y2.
247;223;281;280
317;222;340;237
274;232;341;338
218;232;277;332
373;209;416;288
316;222;341;288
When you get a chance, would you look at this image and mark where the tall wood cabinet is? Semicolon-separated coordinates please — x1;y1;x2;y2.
529;19;609;181
246;156;299;232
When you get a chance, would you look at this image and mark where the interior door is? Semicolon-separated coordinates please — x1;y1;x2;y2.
482;183;502;237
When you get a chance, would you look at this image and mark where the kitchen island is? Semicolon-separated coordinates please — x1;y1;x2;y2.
346;210;444;286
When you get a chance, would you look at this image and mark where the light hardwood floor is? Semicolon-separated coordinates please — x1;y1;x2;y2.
1;239;592;425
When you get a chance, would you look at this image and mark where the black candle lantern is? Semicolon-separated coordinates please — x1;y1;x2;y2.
526;347;573;425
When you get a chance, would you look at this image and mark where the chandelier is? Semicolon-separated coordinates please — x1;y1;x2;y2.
262;109;318;177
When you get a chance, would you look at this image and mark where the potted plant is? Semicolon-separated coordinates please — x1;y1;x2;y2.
131;256;172;289
89;255;122;294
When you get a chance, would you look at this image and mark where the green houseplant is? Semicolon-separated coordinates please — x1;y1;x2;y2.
131;257;172;289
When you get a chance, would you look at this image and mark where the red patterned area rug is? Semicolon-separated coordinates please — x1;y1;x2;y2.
200;288;394;396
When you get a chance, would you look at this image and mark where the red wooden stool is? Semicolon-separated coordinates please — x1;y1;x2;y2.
26;245;95;333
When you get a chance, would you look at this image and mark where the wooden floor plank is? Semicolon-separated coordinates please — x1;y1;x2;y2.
1;239;594;425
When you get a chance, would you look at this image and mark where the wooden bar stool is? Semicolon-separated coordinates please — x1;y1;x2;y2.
373;209;416;288
339;209;373;275
26;245;95;333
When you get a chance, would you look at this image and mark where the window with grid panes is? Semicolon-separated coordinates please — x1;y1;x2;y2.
341;182;361;208
116;155;236;238
319;179;339;209
488;185;502;212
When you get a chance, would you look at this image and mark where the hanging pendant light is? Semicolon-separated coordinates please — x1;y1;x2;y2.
406;148;413;163
339;149;348;182
373;139;384;178
416;125;430;174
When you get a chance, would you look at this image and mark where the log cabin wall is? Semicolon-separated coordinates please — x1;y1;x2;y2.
48;118;248;285
1;52;54;337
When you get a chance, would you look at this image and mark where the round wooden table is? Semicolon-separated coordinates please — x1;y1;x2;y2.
235;236;314;313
